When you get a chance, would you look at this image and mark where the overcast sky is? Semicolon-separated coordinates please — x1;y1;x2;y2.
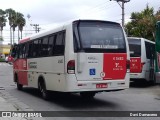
0;0;160;44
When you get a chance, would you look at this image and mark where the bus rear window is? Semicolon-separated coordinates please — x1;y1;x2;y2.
73;21;126;53
128;38;141;57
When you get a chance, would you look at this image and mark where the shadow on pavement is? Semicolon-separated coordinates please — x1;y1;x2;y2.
21;87;119;109
130;80;156;88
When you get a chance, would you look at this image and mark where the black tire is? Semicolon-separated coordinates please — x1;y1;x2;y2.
149;74;156;85
17;79;23;90
80;92;96;99
15;74;23;90
38;81;50;100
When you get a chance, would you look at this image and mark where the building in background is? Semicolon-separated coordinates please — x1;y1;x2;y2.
2;45;11;56
0;41;2;56
0;44;11;59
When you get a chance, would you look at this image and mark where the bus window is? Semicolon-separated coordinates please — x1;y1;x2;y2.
73;21;126;53
48;35;55;56
128;38;141;57
33;40;39;57
28;42;33;58
19;44;25;58
145;41;155;59
41;37;49;56
54;31;65;55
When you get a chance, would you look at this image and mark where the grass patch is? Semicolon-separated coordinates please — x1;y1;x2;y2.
0;58;5;62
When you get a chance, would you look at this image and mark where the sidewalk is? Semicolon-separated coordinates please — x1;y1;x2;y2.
0;95;18;111
0;95;27;120
0;93;45;120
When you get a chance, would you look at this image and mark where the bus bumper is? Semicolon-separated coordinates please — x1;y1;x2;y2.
130;71;145;80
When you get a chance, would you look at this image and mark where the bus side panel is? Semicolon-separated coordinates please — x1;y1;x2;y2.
14;59;28;85
27;71;38;88
45;74;66;91
142;39;149;81
46;56;65;91
27;57;66;91
143;39;155;81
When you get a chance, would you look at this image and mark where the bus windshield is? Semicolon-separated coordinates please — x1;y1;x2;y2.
128;38;141;57
73;21;126;53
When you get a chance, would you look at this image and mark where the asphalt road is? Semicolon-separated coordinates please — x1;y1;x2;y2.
0;62;160;120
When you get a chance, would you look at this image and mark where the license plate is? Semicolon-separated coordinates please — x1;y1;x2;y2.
96;83;107;88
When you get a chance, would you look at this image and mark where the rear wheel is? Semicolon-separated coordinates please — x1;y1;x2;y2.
17;83;23;90
15;74;23;90
80;92;96;99
38;81;50;100
149;74;156;85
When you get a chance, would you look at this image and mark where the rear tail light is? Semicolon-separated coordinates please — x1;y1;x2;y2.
141;62;145;66
67;60;75;74
140;62;145;72
126;60;130;73
126;60;130;69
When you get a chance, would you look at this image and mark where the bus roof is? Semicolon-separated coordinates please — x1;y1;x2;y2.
127;37;155;44
19;19;121;44
19;24;65;44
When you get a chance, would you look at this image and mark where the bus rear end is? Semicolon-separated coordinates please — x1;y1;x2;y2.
128;38;145;80
66;20;130;97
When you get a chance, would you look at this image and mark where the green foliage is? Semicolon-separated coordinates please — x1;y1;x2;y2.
5;9;26;30
5;8;26;42
5;8;16;27
16;12;26;32
0;9;7;34
125;5;160;41
0;58;5;62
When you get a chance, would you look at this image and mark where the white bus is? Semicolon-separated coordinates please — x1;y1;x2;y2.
128;37;155;83
11;20;130;100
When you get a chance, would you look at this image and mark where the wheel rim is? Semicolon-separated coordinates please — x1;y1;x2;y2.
39;82;47;98
39;82;42;92
42;89;46;98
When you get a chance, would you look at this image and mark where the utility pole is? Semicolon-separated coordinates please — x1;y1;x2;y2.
122;1;125;27
37;27;41;33
110;0;130;27
31;24;39;33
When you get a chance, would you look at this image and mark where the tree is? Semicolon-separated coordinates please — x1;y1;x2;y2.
155;9;160;21
0;9;6;41
125;5;157;41
16;12;26;41
12;12;17;44
19;18;25;39
5;8;16;45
